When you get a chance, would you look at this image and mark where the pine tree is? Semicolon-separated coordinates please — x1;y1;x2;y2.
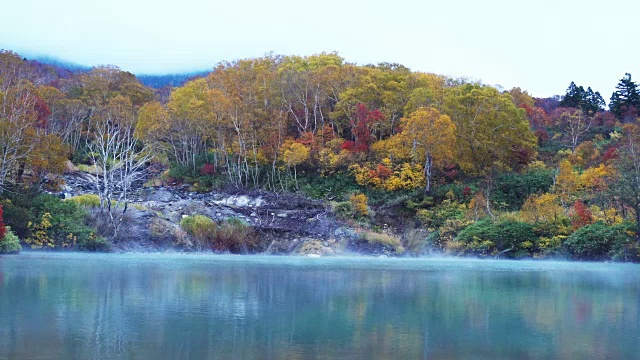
610;73;640;120
559;82;604;114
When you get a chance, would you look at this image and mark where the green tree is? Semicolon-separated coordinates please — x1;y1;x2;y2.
610;73;640;120
609;123;640;240
559;82;604;114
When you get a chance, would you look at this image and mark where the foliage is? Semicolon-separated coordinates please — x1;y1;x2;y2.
454;219;538;258
519;193;564;224
443;84;537;175
559;81;605;114
564;222;635;261
609;73;640;120
67;194;101;207
0;227;21;254
492;169;554;210
212;218;257;253
349;193;369;217
416;200;465;229
2;193;102;251
180;215;256;253
358;230;405;253
180;215;217;244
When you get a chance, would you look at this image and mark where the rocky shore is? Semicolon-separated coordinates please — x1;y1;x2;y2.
61;171;392;256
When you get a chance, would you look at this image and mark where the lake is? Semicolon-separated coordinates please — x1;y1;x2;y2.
0;253;638;359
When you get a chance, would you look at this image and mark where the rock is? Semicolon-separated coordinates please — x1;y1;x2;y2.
146;189;175;202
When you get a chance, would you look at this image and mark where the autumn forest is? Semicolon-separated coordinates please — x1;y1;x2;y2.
0;49;639;261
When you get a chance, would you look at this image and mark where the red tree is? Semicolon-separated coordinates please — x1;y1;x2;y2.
348;103;384;153
571;201;593;229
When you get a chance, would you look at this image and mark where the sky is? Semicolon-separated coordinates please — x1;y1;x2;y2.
1;0;638;98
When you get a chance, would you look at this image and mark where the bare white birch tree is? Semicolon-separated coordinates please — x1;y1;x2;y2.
87;95;153;236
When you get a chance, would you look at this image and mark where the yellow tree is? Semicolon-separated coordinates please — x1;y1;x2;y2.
519;193;565;223
444;84;537;216
281;141;310;189
444;84;537;175
390;107;456;193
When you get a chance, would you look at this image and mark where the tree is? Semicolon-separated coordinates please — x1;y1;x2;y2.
0;80;41;192
343;103;384;153
443;84;537;215
281;141;310;189
552;108;593;152
610;73;640;121
519;193;564;224
388;107;456;192
559;82;604;114
609;123;640;240
444;84;537;175
87;95;153;236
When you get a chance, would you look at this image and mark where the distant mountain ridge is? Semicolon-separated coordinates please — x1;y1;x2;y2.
136;72;209;89
30;55;209;88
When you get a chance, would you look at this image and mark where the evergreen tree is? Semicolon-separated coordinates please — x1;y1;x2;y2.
559;82;584;109
610;73;640;120
559;82;604;114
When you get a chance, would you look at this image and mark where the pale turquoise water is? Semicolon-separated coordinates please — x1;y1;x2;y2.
0;253;639;359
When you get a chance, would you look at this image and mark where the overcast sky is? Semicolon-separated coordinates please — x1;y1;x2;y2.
1;0;638;98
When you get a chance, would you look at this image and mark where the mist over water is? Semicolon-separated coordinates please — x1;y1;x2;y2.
1;253;639;359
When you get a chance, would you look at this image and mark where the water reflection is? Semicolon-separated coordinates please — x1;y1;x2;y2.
0;254;639;359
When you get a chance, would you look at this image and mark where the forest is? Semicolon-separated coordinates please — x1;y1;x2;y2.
0;49;639;261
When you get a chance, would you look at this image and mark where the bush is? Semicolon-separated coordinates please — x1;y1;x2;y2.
213;218;256;253
564;221;635;261
76;164;102;175
536;235;566;258
349;193;369;217
180;215;256;253
67;194;101;207
492;169;554;211
77;235;110;252
455;219;538;258
416;200;465;229
3;193;101;250
0;227;21;254
331;201;354;219
180;215;217;244
298;173;361;200
167;154;226;191
359;230;404;254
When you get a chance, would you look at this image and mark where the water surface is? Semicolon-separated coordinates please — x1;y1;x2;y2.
1;253;638;359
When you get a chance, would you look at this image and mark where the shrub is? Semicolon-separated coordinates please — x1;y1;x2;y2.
349;193;369;217
2;193;101;250
0;227;21;254
180;215;256;253
536;235;565;258
29;195;100;249
180;215;217;243
331;201;354;219
298;173;360;200
492;169;554;210
455;219;538;258
77;235;110;252
67;194;101;207
416;200;465;229
76;164;102;175
212;218;256;253
564;221;635;261
359;230;404;253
